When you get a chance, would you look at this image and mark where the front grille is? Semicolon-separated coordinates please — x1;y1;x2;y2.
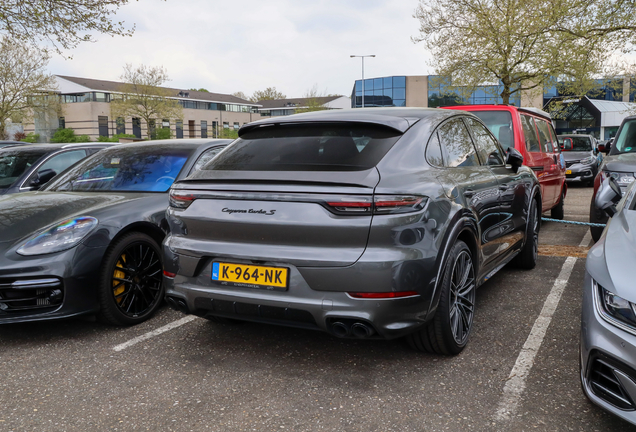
566;160;578;168
194;297;317;327
0;278;64;313
588;351;636;410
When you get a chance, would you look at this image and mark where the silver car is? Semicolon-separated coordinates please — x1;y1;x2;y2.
581;176;636;424
163;108;541;355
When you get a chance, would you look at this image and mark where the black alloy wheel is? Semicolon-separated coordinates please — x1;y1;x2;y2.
407;240;476;355
98;232;164;326
514;197;539;269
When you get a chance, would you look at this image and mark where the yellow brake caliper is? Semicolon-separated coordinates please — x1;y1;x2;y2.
113;254;127;303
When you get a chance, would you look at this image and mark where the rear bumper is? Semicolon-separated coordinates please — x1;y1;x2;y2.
163;243;437;339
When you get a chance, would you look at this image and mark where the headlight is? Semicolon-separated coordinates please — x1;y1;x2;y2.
580;156;596;165
595;280;636;331
603;171;635;187
17;217;98;256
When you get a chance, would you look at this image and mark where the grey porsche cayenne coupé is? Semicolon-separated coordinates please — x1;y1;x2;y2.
163;108;541;354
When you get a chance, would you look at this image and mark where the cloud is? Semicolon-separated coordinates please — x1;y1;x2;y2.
47;0;432;98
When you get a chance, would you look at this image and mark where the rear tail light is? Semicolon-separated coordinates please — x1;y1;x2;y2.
348;291;420;299
324;195;426;215
169;191;196;209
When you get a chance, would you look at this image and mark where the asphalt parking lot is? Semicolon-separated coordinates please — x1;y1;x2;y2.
1;183;634;432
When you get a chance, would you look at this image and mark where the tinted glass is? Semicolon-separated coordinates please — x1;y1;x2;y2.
520;115;541;153
438;118;480;168
470;111;514;151
202;124;401;172
426;132;444;167
191;146;224;173
36;150;86;175
47;146;192;192
464;118;505;166
0;148;48;189
613;120;636;154
559;135;593;151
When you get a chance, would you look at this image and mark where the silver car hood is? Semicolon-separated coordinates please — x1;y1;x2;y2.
587;209;636;302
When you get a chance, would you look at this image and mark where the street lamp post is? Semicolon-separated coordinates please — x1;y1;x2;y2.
350;55;375;108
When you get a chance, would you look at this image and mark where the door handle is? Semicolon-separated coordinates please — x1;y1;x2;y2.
499;183;509;191
464;189;475;198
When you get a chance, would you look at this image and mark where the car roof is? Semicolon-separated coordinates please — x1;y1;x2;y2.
103;138;232;151
444;104;552;121
0;142;112;152
557;134;593;138
238;107;460;135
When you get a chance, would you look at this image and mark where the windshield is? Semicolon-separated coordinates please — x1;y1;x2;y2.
612;119;636;155
199;123;401;172
470;111;514;151
0;148;48;189
560;136;592;151
46;146;191;192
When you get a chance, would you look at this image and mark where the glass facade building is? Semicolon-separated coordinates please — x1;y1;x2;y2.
427;76;521;107
351;76;406;108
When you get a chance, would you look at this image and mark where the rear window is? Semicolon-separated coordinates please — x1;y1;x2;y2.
560;136;592;151
470;111;514;151
201;123;401;171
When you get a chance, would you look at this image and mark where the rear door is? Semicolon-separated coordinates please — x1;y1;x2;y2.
520;113;552;210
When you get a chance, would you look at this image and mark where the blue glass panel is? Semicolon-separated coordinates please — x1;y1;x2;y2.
394;99;406;107
355;80;362;91
383;77;392;89
393;88;406;99
373;78;382;90
365;88;373;96
363;79;373;91
393;76;406;88
383;88;393;98
474;89;486;98
374;89;383;96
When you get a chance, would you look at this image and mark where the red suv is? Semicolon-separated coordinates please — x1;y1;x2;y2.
444;105;567;219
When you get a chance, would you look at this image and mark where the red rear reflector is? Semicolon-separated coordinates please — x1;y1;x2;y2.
348;291;419;299
169;192;196;209
163;270;177;278
325;201;372;208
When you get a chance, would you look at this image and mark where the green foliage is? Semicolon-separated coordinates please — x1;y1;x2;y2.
190;88;209;93
219;129;239;139
151;128;172;140
0;0;136;53
51;128;91;143
22;132;39;143
97;133;137;142
251;87;286;102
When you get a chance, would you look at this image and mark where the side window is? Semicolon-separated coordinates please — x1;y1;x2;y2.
438;118;480;168
464;118;505;166
191;146;224;173
425;131;444;167
547;123;561;152
535;118;554;153
520;114;541;153
36;150;87;175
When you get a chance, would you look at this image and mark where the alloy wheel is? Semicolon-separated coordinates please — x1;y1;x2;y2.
449;250;475;345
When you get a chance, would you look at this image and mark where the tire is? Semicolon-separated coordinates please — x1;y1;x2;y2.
550;188;565;220
97;232;164;326
407;240;476;355
589;199;607;243
514;197;539;269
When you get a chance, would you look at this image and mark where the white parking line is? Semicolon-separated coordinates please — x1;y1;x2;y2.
113;316;198;352
494;255;578;421
579;230;592;248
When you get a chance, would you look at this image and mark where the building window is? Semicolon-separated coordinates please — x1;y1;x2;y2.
223;122;229;129
58;117;65;129
98;116;109;137
116;117;125;135
212;121;218;138
132;118;141;138
201;120;208;138
176;120;183;139
233;122;240;130
162;119;170;128
148;119;156;138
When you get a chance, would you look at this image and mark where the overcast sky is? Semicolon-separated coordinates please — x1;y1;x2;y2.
47;0;432;99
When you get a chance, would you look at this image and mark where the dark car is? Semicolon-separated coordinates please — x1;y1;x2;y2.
0;139;231;326
558;134;601;186
0;143;111;195
163;108;541;355
0;140;25;149
590;115;636;241
444;105;567;219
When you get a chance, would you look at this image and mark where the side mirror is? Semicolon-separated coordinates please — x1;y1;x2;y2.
29;168;57;189
595;177;622;217
506;147;524;172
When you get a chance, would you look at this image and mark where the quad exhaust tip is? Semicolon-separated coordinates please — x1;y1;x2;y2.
330;320;376;338
165;296;190;314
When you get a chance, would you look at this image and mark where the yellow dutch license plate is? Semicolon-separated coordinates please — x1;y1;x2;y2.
566;169;572;175
212;262;288;290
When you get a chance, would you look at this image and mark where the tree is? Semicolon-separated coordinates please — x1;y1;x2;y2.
413;0;636;104
190;88;209;93
110;64;183;139
295;84;328;114
0;37;57;139
0;0;139;52
251;87;286;102
232;91;250;101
